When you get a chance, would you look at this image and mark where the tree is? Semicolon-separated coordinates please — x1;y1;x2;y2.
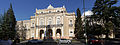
74;8;84;39
0;3;16;39
86;16;105;38
7;3;16;39
16;22;27;40
0;14;3;39
86;19;91;36
92;0;119;38
104;21;114;38
2;11;10;38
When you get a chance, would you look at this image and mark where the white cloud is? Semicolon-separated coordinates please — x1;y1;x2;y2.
82;10;93;16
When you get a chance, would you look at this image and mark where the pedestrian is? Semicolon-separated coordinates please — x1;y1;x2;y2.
0;37;11;45
8;38;13;45
12;38;20;45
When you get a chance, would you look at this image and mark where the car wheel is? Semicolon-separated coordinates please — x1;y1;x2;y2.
67;42;70;44
28;42;31;44
90;42;92;44
58;42;60;44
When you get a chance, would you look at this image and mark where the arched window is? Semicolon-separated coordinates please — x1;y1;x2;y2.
70;31;73;33
57;17;61;24
48;18;52;25
49;11;51;13
57;10;60;12
61;11;63;13
41;12;43;14
40;19;44;25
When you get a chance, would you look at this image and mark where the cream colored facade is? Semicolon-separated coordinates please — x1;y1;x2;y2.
16;5;76;39
16;20;31;39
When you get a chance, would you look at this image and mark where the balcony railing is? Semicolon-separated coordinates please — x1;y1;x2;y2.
36;25;46;28
36;24;63;28
56;24;63;27
31;26;34;28
69;24;73;27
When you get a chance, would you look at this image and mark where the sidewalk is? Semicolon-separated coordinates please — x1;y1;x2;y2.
43;39;57;43
20;40;28;43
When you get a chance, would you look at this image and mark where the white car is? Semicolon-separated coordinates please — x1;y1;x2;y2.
28;39;43;43
58;39;71;44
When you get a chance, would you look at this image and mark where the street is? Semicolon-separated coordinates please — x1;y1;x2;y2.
18;40;85;45
20;42;84;45
16;39;120;45
104;39;120;45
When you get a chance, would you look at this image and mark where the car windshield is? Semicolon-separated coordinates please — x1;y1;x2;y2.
32;39;38;41
61;39;67;40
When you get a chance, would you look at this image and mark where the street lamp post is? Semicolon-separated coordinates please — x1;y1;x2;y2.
83;0;88;45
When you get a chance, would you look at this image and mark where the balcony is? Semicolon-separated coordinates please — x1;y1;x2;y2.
56;24;63;27
31;26;34;28
40;25;46;28
36;24;63;28
69;24;73;27
38;25;46;28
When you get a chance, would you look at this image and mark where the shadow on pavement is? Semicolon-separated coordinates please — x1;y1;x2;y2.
20;38;58;45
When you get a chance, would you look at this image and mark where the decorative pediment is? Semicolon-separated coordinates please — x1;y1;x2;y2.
47;4;54;9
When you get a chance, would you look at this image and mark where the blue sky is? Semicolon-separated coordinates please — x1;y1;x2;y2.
0;0;120;21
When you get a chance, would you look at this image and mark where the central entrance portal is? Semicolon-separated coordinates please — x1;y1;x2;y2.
46;29;53;39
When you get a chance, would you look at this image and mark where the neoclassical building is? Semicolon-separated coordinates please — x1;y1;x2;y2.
16;5;76;39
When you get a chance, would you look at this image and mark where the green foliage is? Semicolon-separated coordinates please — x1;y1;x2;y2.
74;8;84;39
0;3;16;39
0;15;3;39
104;21;114;38
91;0;120;38
86;17;105;38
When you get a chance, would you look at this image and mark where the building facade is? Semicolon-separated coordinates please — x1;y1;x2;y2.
16;20;31;39
16;5;76;39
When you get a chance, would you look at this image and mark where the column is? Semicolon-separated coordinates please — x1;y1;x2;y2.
53;28;55;37
53;16;55;37
44;17;46;37
62;15;64;37
44;28;46;37
36;28;38;38
36;18;39;39
62;27;64;37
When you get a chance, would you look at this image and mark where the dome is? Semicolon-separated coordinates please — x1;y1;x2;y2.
82;10;93;16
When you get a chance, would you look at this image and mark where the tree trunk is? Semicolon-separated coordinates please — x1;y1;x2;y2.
105;33;109;39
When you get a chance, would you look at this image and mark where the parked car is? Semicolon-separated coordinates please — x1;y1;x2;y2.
88;38;102;45
28;39;43;43
58;39;71;44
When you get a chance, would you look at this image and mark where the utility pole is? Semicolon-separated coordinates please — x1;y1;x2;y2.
83;0;87;45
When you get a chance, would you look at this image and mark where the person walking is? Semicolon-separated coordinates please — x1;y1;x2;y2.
12;38;20;45
0;37;12;45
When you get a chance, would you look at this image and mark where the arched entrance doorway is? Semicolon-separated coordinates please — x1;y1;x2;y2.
40;30;44;39
56;29;61;38
46;29;53;39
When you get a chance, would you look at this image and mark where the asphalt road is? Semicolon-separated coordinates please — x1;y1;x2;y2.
104;40;120;45
18;41;85;45
17;39;120;45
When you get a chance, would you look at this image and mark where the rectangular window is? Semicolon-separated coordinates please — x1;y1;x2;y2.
70;20;72;24
32;23;34;27
69;30;74;37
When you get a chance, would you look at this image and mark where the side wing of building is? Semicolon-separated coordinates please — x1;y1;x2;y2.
16;20;31;39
